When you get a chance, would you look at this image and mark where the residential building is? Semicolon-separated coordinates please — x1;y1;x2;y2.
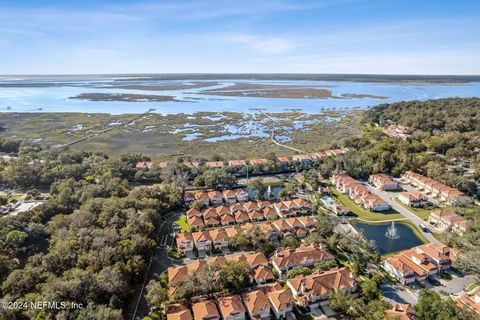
136;161;153;171
217;295;246;320
195;192;211;206
241;290;271;320
401;171;471;205
228;160;247;168
271;245;335;276
184;161;201;169
428;210;469;234
235;189;249;202
188;215;205;230
369;173;399;190
192;300;220;320
166;304;193;320
454;289;480;315
398;192;428;207
263;283;295;319
206;161;224;169
223;190;238;204
176;232;194;255
192;231;212;252
251;265;276;284
331;173;390;212
208;191;224;205
286;268;357;307
413;243;457;270
184;192;196;204
250;159;268;166
292;155;312;167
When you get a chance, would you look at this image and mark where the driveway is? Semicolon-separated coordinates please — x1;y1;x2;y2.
131;211;181;319
431;273;479;295
381;282;419;305
364;184;442;245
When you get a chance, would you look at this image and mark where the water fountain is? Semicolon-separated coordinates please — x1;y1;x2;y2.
267;185;272;199
385;221;400;239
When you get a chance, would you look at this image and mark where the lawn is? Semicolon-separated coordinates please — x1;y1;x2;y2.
174;216;190;232
329;187;404;222
394;198;432;220
466;282;480;293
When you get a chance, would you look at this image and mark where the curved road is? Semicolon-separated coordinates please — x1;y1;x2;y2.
131;211;181;319
365;184;442;245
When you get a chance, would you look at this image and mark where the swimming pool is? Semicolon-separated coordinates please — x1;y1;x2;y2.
321;197;335;208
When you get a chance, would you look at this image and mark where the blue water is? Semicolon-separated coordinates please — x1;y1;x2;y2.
354;222;424;254
1;76;479;114
321;197;335;207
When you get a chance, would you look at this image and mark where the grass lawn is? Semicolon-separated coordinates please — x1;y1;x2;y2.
174;216;190;232
329;187;404;222
394;198;432;220
466;282;480;292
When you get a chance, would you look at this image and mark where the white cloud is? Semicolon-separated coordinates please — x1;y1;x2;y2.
230;34;294;54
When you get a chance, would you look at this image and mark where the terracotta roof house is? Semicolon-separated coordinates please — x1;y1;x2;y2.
228;160;247;167
384;304;420;320
250;158;268;166
286;267;357;307
455;289;480;315
398;191;428;207
203;207;219;220
216;205;233;216
234;189;249;202
217;295;246;320
188;215;205;230
241;290;271;320
428;210;469;234
264;283;295;319
257;201;273;209
271;245;335;276
195;192;210;205
208;191;223;205
234;210;250;224
184;161;201;169
368;173;399;191
292;155;312;167
223;190;238;204
192;231;213;251
186;208;203;218
220;213;236;226
210;229;229;250
251;265;275;284
184;192;196;204
136;161;154;170
262;207;278;220
276;156;290;163
192;300;220;320
413;243;457;270
246;252;269;268
166;304;194;320
244;201;260;212
384;255;416;285
176;232;195;254
205;161;224;169
248;209;265;221
168;260;207;286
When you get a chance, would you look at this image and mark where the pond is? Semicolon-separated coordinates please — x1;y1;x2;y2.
354;221;424;255
247;186;283;200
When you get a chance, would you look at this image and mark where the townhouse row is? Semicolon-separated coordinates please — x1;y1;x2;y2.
401;171;471;205
368;173;399;191
185;198;312;230
397;191;428;208
384;243;457;285
185;189;249;206
428;209;469;234
136;147;354;171
331;173;390;211
166;282;296;320
167;246;354;320
176;216;317;255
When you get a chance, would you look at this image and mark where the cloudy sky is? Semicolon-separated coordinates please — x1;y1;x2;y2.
1;0;479;74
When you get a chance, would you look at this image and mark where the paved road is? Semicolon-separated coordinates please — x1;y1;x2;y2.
381;283;419;305
365;184;442;245
430;273;479;295
132;211;181;319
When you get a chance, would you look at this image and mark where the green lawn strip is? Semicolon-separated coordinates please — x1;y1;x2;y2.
174;216;190;232
393;198;431;220
329;187;404;222
466;282;480;293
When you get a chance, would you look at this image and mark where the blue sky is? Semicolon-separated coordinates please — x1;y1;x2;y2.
0;0;479;74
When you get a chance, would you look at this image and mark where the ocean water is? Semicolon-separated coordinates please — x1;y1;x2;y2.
0;76;479;114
